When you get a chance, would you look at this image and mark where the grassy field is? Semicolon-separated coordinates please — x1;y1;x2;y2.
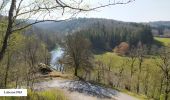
154;37;170;46
95;52;156;71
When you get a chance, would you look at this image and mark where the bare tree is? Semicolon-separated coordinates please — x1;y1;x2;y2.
136;42;147;94
0;0;16;61
95;60;106;83
156;46;170;100
63;32;93;77
128;47;137;77
143;64;150;95
116;63;125;88
127;46;137;91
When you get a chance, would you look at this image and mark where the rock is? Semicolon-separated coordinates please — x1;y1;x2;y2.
38;63;52;74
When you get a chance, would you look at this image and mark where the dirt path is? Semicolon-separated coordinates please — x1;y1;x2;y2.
63;89;111;100
34;79;139;100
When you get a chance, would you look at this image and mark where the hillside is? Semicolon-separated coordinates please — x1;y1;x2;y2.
149;21;170;37
31;18;154;51
149;21;170;28
32;18;170;36
33;18;122;34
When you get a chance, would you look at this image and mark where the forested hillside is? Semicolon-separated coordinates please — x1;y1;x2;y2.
78;22;153;51
32;18;153;51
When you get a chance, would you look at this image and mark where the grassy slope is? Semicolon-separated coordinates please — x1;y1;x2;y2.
94;37;170;100
95;52;154;100
154;37;170;46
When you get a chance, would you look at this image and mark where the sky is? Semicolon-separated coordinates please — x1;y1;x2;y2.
1;0;170;22
78;0;170;22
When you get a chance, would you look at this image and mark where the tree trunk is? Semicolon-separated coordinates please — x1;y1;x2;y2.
4;52;10;88
130;60;135;77
130;59;135;91
165;90;168;100
0;0;16;61
159;77;163;100
144;79;148;95
165;75;169;100
15;76;19;88
137;58;142;94
144;68;149;95
74;59;80;76
74;66;78;76
136;75;140;94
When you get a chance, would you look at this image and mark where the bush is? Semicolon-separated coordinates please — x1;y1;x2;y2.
113;42;129;56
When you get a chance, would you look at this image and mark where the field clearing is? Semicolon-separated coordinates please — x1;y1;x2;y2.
95;52;156;70
154;37;170;46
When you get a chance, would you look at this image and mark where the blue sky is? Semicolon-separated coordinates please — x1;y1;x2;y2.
78;0;170;22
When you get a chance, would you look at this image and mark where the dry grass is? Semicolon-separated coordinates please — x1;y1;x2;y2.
39;71;76;80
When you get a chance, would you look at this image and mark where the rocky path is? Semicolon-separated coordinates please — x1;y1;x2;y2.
34;79;139;100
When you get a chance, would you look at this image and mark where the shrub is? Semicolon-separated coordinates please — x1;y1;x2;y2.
113;42;129;56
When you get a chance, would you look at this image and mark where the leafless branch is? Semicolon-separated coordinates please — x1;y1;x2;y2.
55;0;135;11
12;19;71;32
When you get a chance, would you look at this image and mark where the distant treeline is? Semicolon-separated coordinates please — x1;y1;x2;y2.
30;18;154;51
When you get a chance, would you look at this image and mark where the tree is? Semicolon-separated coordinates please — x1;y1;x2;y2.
114;42;129;56
1;32;24;88
127;46;137;91
23;35;48;89
63;32;93;77
136;42;147;94
0;0;134;62
156;46;170;100
0;30;49;88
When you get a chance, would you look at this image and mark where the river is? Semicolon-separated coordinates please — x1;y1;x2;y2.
50;47;64;70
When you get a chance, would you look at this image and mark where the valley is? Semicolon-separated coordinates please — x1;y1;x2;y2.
0;1;170;100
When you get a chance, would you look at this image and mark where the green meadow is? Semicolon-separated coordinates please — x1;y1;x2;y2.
154;37;170;46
